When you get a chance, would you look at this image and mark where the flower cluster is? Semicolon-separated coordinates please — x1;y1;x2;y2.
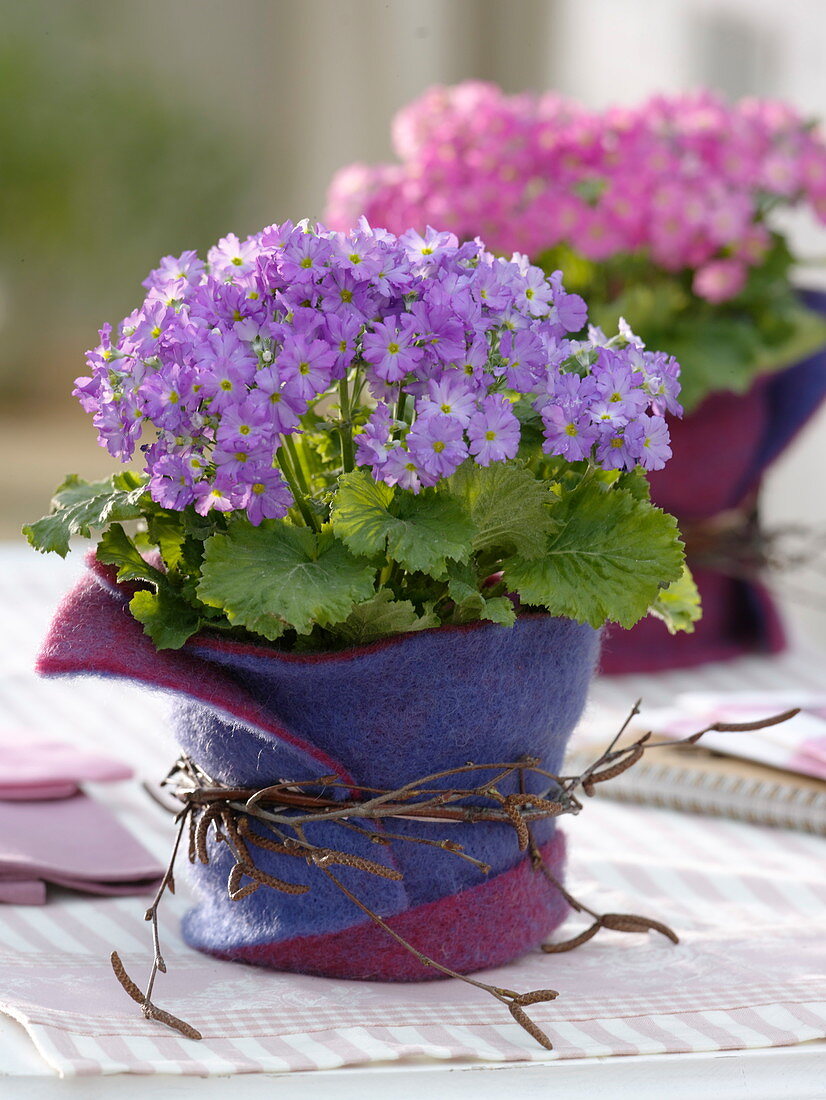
75;221;680;525
325;84;826;304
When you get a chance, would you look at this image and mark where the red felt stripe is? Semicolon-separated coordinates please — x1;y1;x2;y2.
206;832;569;982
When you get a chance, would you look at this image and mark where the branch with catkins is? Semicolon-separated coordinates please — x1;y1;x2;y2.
112;703;799;1050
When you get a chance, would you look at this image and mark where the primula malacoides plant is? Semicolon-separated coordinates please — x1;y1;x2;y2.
326;85;826;410
25;219;698;650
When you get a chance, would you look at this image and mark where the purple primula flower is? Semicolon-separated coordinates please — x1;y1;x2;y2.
399;226;459;269
498;329;545;392
215;399;272;451
408;299;467;365
80;218;680;523
516;264;555;317
207;233;261;282
278;230;333;284
418;372;479;425
555;290;588;332
362;315;423;382
319;268;376;322
541;405;599;461
277;333;338;401
376;445;431;493
195;330;257;413
141;363;197;432
467;394;520;465
193;477;242;516
636;415;672;470
247;370;307;434
355;403;394;467
596;424;642;470
148;453;197;511
323;312;361;378
406;411;469;479
592;351;650;417
240;466;294;525
143;250;206;293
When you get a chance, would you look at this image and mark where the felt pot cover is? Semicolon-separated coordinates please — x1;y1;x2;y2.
601;288;826;674
37;560;601;981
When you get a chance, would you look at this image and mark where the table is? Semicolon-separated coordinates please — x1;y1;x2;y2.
1;548;824;1097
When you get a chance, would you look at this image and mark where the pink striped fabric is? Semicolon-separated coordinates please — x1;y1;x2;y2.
1;551;824;1076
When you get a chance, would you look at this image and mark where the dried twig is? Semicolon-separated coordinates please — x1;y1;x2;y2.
112;704;800;1050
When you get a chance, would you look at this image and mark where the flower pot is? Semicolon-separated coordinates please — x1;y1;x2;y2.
37;560;600;981
600;288;826;674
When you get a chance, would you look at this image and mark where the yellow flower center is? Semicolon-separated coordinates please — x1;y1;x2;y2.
432;440;446;453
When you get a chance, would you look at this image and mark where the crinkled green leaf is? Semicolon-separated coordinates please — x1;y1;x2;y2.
478;595;517;626
332;470;474;576
447;569;516;627
197;521;376;637
22;473;147;557
330;589;439;646
505;482;684;629
446;460;554;559
144;512;187;571
129;588;202;650
96;524;165;585
648;565;702;635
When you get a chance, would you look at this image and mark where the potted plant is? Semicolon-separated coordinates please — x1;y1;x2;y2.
27;219;695;1041
326;84;826;670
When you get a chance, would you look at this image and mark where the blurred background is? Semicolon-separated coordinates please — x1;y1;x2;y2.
3;0;825;641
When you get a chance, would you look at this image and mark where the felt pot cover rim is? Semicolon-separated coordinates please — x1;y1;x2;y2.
85;553;589;666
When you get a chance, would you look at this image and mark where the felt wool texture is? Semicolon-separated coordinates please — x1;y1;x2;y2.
38;563;600;981
602;288;826;674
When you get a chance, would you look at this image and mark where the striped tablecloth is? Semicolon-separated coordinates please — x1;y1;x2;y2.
1;549;824;1077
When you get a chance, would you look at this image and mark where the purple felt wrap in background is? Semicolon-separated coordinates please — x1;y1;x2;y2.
601;288;826;674
37;564;600;981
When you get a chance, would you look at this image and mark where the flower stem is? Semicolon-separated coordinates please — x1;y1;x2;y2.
338;377;355;473
394;387;407;438
278;443;320;532
283;433;311;497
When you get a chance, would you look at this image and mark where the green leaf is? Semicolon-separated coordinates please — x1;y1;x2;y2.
197;520;376;637
145;512;187;571
96;524;165;585
647;565;702;635
447;567;516;627
332;470;475;576
129;588;202;650
479;595;517;626
330;589;439;646
446;460;554;559
505;482;684;629
22;473;147;557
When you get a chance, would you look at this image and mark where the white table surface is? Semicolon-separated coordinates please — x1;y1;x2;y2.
1;546;824;1097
